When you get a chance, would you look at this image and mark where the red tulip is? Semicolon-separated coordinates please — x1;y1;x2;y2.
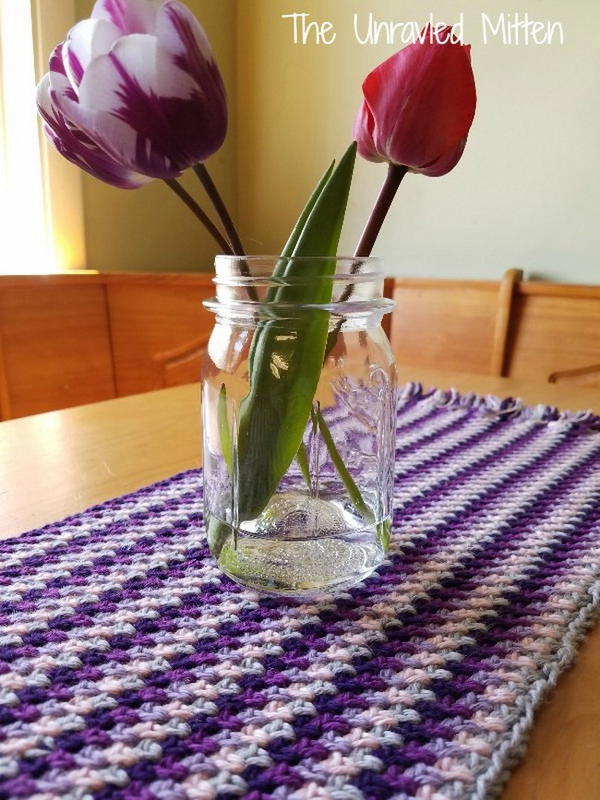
354;27;476;177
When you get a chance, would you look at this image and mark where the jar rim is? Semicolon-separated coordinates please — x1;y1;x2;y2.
212;272;382;286
215;255;382;263
203;296;395;319
214;255;386;283
209;255;392;316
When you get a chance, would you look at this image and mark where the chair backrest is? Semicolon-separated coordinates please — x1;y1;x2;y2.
505;283;600;387
153;335;210;388
0;273;216;420
105;274;215;396
387;269;521;376
386;272;600;386
0;275;117;419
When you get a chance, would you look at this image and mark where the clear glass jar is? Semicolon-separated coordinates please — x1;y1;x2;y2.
202;256;396;596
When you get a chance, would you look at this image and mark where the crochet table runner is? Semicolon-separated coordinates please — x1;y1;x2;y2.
1;385;600;800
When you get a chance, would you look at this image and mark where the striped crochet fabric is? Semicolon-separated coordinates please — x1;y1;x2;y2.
1;384;600;800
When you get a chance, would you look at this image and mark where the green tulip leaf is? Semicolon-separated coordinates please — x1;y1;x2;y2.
217;383;233;475
313;404;372;521
268;159;336;296
236;143;357;521
247;159;336;376
296;440;311;488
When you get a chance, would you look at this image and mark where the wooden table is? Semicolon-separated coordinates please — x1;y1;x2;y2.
1;367;599;799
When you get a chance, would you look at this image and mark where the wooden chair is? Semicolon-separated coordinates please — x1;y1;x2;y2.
0;275;117;419
386;269;522;377
153;335;210;388
0;273;215;419
2;270;597;419
104;274;214;395
548;364;600;386
504;283;600;387
385;272;600;387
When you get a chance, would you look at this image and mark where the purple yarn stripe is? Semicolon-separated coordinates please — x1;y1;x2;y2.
0;383;599;800
30;424;596;792
0;412;548;732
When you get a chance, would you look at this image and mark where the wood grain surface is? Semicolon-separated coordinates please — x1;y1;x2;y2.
0;283;116;418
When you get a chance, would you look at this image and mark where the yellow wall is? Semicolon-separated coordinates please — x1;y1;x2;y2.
32;0;86;270
236;0;600;283
55;1;599;282
74;0;237;272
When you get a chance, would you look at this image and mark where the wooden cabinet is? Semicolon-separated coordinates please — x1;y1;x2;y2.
0;273;214;420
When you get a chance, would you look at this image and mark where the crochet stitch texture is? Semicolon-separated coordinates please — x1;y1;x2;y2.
0;384;599;800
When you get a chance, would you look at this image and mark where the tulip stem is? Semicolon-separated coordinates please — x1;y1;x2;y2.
193;163;258;301
164;179;233;255
354;164;408;258
322;164;408;359
194;163;246;257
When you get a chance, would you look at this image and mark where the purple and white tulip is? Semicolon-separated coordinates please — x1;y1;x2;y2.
37;0;227;188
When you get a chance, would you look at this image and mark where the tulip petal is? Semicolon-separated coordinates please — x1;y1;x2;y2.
48;42;68;77
48;43;78;105
155;1;227;158
40;1;227;183
37;71;65;122
48;54;141;172
354;101;384;164
91;0;158;34
62;18;121;89
37;73;150;189
158;0;216;78
53;35;168;176
417;138;467;177
386;44;475;166
360;28;476;173
54;32;221;178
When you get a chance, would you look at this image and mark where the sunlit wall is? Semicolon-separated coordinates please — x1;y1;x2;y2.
236;0;600;284
0;0;56;273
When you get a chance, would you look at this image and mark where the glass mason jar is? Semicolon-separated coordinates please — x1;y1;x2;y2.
202;256;397;596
